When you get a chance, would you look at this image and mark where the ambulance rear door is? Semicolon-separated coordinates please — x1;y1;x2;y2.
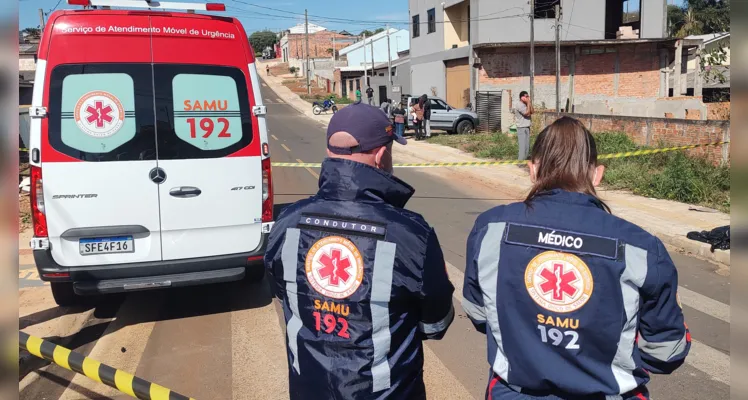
149;15;265;260
40;13;163;266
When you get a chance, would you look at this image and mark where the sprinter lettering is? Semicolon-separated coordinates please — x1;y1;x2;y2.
538;231;583;249
183;100;229;111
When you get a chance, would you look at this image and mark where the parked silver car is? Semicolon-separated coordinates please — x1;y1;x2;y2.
404;96;478;134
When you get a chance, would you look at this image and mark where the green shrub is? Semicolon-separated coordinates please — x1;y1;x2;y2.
430;130;730;212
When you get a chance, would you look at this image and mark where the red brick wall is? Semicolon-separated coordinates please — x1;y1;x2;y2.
478;43;663;103
707;102;730;120
538;111;729;165
285;32;352;59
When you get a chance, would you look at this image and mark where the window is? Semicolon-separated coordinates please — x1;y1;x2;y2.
429;99;448;110
412;15;420;38
153;65;253;160
534;0;557;19
356;79;360;90
392;67;397;76
622;0;641;24
427;8;436;33
49;64;154;162
349;79;353;92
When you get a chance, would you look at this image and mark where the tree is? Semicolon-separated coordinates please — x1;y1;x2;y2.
359;28;384;37
248;30;278;54
21;27;41;38
667;0;730;38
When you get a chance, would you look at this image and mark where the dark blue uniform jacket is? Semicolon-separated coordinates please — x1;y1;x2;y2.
463;189;690;398
265;158;455;400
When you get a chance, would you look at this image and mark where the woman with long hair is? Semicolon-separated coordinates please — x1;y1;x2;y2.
411;97;425;140
462;117;690;400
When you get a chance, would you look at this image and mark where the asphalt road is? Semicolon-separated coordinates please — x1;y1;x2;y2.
19;81;730;400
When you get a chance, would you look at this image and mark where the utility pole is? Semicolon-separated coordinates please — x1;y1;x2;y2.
370;32;375;91
332;36;336;62
554;3;561;112
529;0;535;102
362;33;368;91
38;9;46;31
386;24;392;99
305;9;311;95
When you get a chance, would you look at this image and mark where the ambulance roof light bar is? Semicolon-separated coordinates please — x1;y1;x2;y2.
67;0;225;12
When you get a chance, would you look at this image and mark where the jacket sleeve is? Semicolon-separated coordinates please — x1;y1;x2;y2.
462;222;488;334
637;239;691;374
263;224;286;301
417;229;455;340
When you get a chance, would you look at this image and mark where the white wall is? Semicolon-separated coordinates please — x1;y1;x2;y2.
411;61;445;99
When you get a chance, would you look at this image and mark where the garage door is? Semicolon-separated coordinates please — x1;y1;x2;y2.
445;58;470;109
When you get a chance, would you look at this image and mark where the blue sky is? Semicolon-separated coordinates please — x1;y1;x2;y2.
19;0;411;33
20;0;687;33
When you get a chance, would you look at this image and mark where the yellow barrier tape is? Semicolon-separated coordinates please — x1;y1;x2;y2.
19;142;727;168
270;141;729;168
19;331;196;400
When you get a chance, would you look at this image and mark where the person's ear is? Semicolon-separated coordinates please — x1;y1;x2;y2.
375;146;387;168
528;161;537;183
592;165;605;187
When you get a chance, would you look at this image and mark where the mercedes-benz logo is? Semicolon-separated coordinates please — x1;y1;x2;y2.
149;167;166;184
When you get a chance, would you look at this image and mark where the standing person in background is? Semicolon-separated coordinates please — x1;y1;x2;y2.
463;117;690;400
266;65;270;76
366;85;375;105
515;91;533;160
380;98;392;117
411;98;425;141
421;94;432;138
355;88;362;102
392;102;406;140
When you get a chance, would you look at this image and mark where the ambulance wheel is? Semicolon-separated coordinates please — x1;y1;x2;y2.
313;105;323;115
51;282;82;307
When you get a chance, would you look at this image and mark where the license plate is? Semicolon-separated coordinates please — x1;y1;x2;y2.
79;236;135;255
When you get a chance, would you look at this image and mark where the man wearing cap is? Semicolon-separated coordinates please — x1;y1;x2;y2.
265;102;455;400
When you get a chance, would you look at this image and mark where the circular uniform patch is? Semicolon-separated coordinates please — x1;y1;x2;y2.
305;236;364;299
525;251;594;313
74;90;125;138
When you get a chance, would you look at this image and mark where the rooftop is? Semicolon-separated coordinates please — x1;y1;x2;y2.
338;28;401;55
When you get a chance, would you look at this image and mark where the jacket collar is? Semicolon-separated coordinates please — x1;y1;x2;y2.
317;158;415;208
536;189;607;210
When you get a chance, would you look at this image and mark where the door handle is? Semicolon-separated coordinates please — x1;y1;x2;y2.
169;186;202;198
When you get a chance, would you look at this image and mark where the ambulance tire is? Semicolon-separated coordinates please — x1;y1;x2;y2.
51;282;82;307
245;266;266;283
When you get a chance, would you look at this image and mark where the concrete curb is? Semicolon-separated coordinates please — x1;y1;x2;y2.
256;61;730;270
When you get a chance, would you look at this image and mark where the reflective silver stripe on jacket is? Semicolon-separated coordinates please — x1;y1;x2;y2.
418;305;455;335
370;240;396;392
282;228;303;375
638;335;689;361
611;244;648;394
461;298;486;323
477;222;510;379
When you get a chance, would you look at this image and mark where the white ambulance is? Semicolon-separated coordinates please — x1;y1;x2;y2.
28;0;274;306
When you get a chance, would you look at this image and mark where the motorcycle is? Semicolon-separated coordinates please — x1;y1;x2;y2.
312;98;338;115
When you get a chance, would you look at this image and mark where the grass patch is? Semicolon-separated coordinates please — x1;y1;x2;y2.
427;131;730;212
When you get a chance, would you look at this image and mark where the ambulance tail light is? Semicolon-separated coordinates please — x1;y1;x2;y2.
261;157;273;223
30;166;48;238
206;3;226;11
67;0;91;5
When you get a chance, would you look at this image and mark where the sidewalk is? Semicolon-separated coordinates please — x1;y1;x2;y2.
256;60;731;269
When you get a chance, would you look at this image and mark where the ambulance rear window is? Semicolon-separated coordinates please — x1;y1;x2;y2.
152;65;253;160
48;64;156;162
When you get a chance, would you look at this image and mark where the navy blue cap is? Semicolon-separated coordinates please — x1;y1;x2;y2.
327;101;406;155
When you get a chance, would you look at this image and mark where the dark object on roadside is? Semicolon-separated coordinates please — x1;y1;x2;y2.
687;225;730;252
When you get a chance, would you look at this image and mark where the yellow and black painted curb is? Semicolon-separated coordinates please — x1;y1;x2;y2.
19;331;195;400
270;141;729;168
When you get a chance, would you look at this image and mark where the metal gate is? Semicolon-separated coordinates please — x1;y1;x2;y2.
475;91;502;133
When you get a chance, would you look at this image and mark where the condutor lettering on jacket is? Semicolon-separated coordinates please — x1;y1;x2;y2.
538;231;583;249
